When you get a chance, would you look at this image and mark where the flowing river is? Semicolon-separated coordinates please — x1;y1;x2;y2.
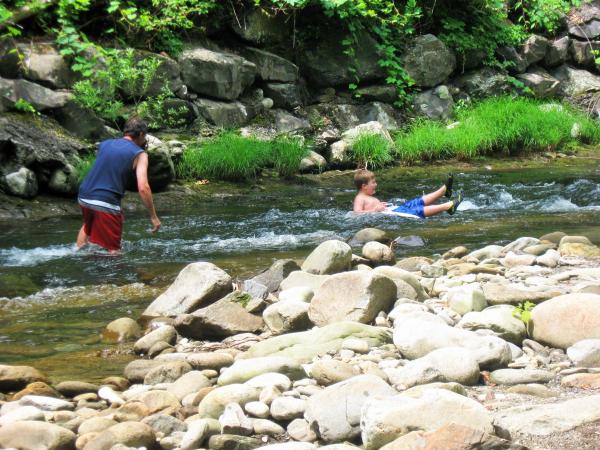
1;160;599;382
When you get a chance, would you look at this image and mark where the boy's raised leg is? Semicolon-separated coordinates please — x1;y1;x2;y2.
422;185;447;206
423;201;454;217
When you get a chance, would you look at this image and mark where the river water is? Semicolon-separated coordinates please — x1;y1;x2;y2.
1;162;599;381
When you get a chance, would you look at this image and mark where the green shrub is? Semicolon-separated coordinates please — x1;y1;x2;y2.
74;153;96;183
349;132;393;169
394;97;600;162
269;136;309;178
177;133;271;181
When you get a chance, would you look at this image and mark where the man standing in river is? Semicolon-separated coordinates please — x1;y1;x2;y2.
76;117;161;253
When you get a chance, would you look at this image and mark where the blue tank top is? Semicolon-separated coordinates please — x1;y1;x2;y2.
79;138;144;207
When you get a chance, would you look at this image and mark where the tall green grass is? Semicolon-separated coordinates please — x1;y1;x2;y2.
177;132;309;181
395;97;600;162
349;132;393;169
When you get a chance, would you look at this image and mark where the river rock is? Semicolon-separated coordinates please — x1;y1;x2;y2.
482;281;559;305
490;369;554;385
278;287;314;303
287;418;317;442
385;347;480;389
11;381;59;400
299;150;327;172
208;434;261;450
241;322;392;363
447;283;487;315
393;318;511;369
219;402;253;436
198;384;261;419
17;395;73;411
143;262;232;317
123;359;165;383
133;325;177;354
270;396;306;421
413;85;454;120
551;65;600;98
361;388;494;450
142;413;187;435
501;251;537;267
308;271;396;326
395;256;433;272
263;300;311;334
78;417;119;435
245;401;271;419
280;271;330;292
309;360;358;386
350;228;388;245
144;361;192;385
180;419;211;450
241;47;298;82
362;241;395;265
457;305;527;344
403;35;456;88
0;405;45;426
218;357;304;386
467;245;504;261
301;240;352;275
179;47;256;100
245;373;290;393
559;236;600;257
0;77;71;111
0;420;76;450
536;249;560;267
381;423;523;450
167;371;212;400
561;373;600;389
175;297;263;339
251;259;300;292
4;167;38;198
531;293;600;348
567;339;600;367
55;381;99;398
104;317;142;343
304;374;394;443
373;266;428;300
494;394;600;438
82;421;156;450
138;390;181;414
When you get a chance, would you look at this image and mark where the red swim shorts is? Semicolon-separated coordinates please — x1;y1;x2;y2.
80;205;124;251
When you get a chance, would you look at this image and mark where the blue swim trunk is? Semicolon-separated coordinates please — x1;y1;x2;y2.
390;197;425;218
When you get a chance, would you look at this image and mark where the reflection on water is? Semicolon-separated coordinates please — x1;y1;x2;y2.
0;167;599;381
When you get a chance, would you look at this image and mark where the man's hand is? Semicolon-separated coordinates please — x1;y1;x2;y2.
150;215;161;233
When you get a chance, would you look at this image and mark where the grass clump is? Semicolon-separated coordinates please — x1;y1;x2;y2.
395;97;600;162
349;132;393;169
177;132;309;181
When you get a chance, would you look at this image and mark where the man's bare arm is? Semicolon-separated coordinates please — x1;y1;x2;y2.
135;152;161;232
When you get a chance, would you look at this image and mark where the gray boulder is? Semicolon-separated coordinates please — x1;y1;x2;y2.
450;67;512;99
522;35;549;66
179;47;256;100
263;83;305;109
301;240;352;275
81;420;156;449
251;259;300;293
403;35;456;88
241;47;298;82
0;77;71;111
146;144;176;191
4;167;38;198
299;150;327;173
413;85;454;120
544;36;570;67
280;271;330;292
48;164;79;196
496;46;528;73
372;266;427;300
274;109;311;133
54;100;113;141
517;67;560;98
263;300;311;334
304;374;395;443
133;324;177;354
195;97;249;127
355;84;398;103
308;271;397;326
142;262;232;317
567;4;600;39
133;50;183;98
299;29;384;87
175;297;263;339
550;65;600;97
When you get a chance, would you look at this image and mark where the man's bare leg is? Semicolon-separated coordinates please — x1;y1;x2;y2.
422;185;447;206
76;225;89;249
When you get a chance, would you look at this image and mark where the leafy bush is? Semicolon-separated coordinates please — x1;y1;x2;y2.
74;153;96;183
177;133;309;181
349;133;393;169
395;97;600;161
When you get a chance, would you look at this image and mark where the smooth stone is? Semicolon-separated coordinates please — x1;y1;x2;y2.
180;419;210;450
18;395;73;411
287;418;317;442
55;381;99;398
278;286;314;303
82;421;156;450
218;357;304;386
310;360;359;386
245;401;270;418
134;325;177;355
270;396;306;420
198;384;260;419
372;266;425;300
219;402;253;436
137;390;181;414
362;241;395;265
505;383;557;398
142;413;187;435
0;364;48;391
561;373;600;389
252;418;285;435
0;420;76;450
447;283;487;315
245;373;292;391
0;405;45;426
489;369;554;385
457;305;527;345
341;338;370;353
78;417;119;435
279;271;331;293
207;434;261;450
301;240;352;275
104;317;142;342
567;339;600;367
166;370;212;400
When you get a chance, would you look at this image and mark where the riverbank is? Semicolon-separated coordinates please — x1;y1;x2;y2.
1;231;600;450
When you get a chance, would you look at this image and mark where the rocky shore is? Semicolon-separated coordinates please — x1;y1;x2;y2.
1;230;600;450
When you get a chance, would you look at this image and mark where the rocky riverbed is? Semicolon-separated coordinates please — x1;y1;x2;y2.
1;229;600;450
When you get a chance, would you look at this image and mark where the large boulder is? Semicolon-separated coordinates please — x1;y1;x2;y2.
54;100;113;141
174;297;264;339
361;389;494;450
251;259;300;293
132;50;183;98
0;41;75;88
393;318;511;369
0;420;76;450
522;35;549;67
544;36;570;67
403;35;456;88
301;240;352;275
179;47;256;100
372;266;428;300
531;293;600;349
516;67;560;98
241;47;298;82
262;82;305;109
4;167;38;198
567;3;600;39
142;262;232;317
308;271;397;326
482;282;559;306
280;271;331;292
550;65;600;98
450;67;512;99
0;77;71;111
0;364;47;391
304;375;395;443
195;97;249;127
413;85;454;120
240;321;392;363
146;144;176;191
263;300;311;334
299;29;385;87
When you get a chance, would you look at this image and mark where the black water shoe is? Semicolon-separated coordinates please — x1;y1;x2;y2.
444;173;454;198
447;190;464;215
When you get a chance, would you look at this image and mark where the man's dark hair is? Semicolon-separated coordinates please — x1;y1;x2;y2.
123;117;148;138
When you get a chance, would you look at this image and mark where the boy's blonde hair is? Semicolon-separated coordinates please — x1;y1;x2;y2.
354;169;375;190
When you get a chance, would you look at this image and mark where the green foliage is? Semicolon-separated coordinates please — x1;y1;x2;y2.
74;152;96;183
349;132;393;169
512;301;535;325
395;97;600;162
513;0;579;34
177;132;309;181
12;98;39;115
136;86;189;130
